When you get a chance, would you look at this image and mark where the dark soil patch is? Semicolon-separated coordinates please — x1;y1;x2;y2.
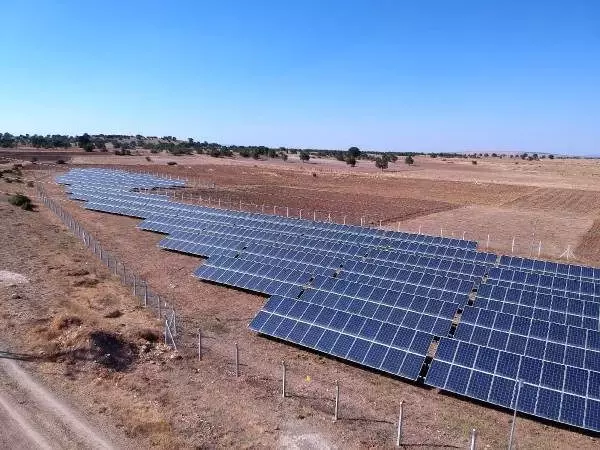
89;331;136;371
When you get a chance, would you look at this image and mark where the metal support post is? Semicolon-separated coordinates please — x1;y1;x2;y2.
282;361;286;398
333;380;339;421
396;401;404;447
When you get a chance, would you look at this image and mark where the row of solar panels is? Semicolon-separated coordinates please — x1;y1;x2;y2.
56;168;186;189
475;284;600;330
487;266;600;297
499;255;600;282
193;253;472;304
72;190;495;272
157;227;485;283
65;182;481;252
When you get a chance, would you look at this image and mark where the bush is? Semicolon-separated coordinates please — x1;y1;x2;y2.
404;155;414;165
31;156;38;163
8;193;33;210
145;156;152;162
375;156;389;170
472;160;477;165
56;159;66;164
167;161;177;166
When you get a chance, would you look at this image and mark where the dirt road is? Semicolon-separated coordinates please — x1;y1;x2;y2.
0;353;116;449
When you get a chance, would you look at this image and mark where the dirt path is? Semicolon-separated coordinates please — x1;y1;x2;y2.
0;354;116;449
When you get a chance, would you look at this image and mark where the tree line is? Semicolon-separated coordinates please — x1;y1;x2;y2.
0;131;555;163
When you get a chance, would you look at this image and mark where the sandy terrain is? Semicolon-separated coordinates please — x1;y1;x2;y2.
1;151;600;448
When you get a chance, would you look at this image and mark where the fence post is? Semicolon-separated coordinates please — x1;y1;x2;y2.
282;361;286;398
286;206;289;217
171;309;177;337
486;234;490;250
333;380;339;421
235;343;239;377
396;401;404;447
133;275;137;296
143;284;148;307
470;428;477;450
158;296;162;318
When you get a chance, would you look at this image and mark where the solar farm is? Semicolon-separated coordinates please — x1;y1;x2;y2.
53;167;600;436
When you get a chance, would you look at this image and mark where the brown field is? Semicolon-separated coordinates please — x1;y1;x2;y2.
2;150;600;448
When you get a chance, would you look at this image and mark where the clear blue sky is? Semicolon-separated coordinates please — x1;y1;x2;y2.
1;1;598;154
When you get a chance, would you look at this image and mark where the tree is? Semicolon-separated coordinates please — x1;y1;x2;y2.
375;156;388;171
405;155;414;165
347;147;361;159
299;151;310;162
346;155;357;167
548;154;554;159
77;133;91;149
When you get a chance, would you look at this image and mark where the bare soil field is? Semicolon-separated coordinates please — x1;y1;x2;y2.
2;152;600;448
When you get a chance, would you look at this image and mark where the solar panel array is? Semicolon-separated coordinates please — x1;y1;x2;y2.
57;168;600;433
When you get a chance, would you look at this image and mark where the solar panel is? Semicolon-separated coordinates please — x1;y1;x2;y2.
426;338;600;431
250;296;432;380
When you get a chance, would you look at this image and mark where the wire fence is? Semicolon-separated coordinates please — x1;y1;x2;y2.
35;183;179;350
153;187;579;261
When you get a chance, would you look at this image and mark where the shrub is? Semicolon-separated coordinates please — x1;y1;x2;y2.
375;156;389;171
56;159;66;164
145;156;152;162
31;156;38;163
8;193;33;210
404;155;414;165
167;161;177;166
472;160;477;165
